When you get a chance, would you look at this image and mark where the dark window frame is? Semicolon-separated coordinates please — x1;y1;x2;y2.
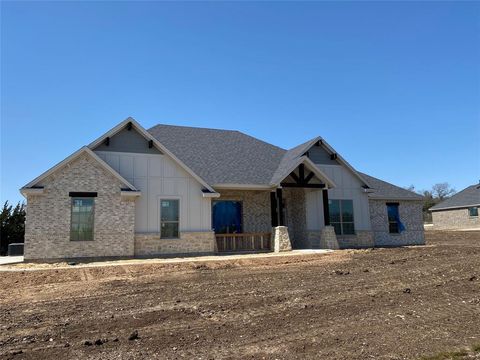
386;202;400;234
70;197;95;241
469;207;478;217
160;199;180;239
329;199;355;235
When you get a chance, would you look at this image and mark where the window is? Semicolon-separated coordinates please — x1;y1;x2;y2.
329;199;355;235
212;200;243;234
387;203;404;234
70;198;94;241
160;199;179;238
469;207;478;217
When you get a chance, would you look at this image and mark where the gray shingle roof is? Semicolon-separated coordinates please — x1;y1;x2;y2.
148;124;422;201
359;172;424;200
429;184;480;211
148;124;285;186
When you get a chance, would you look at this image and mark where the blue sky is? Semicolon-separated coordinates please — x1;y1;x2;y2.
1;1;479;204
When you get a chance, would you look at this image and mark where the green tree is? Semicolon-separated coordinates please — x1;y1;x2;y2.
421;190;436;223
419;183;456;223
405;183;456;223
0;201;26;256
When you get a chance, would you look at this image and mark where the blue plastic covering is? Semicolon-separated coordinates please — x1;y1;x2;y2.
212;201;242;234
387;204;405;233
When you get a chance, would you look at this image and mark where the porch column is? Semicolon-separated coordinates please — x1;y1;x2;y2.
270;191;278;227
276;188;284;226
320;188;338;249
322;189;330;226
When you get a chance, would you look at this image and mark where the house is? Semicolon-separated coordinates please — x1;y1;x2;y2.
20;117;424;260
429;184;480;230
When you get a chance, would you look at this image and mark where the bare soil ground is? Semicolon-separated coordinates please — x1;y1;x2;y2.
1;231;479;360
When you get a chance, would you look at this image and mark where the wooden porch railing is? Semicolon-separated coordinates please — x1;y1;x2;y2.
215;233;272;252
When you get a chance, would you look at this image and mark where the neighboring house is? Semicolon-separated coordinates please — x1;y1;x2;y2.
430;184;480;230
20;118;424;260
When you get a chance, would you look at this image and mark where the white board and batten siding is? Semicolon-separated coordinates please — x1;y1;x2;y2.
95;151;212;233
306;164;371;231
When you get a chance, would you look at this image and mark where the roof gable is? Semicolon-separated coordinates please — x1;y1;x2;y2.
307;144;340;165
270;156;336;188
88;118;216;193
92;125;162;154
289;136;371;188
21;147;138;195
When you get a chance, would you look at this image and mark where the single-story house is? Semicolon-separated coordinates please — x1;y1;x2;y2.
430;184;480;230
20;117;424;260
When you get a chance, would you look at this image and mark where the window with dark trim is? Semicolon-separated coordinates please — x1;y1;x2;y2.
160;199;180;238
329;199;355;235
469;207;478;217
387;203;401;234
70;198;95;241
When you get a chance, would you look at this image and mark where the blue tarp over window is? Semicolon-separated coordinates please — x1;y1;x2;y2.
387;204;405;233
212;201;242;234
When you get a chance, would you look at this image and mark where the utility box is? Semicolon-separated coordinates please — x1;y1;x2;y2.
8;243;24;256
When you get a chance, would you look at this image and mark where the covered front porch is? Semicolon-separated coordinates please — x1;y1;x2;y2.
212;161;339;253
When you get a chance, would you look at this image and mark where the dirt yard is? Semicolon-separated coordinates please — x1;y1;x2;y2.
1;231;479;360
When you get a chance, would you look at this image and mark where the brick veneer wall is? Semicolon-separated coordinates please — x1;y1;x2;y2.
431;208;480;230
369;200;425;246
24;154;136;260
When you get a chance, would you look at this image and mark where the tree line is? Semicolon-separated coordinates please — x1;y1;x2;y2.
0;201;26;256
405;182;456;223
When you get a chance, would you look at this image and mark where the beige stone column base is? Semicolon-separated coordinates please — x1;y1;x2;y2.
320;226;339;249
273;226;292;252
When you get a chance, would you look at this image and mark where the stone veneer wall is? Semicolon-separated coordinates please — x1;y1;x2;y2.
335;230;374;249
307;230;374;249
283;188;308;248
307;231;322;248
24;154;136;260
369;199;425;246
319;226;339;249
134;231;215;256
216;190;272;233
432;208;480;230
272;226;292;252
